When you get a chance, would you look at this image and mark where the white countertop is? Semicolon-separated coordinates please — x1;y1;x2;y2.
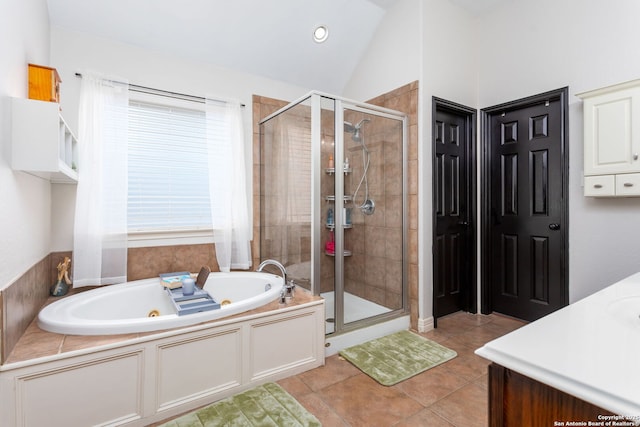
476;272;640;416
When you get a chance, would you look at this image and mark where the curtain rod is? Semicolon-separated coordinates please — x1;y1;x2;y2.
74;72;245;107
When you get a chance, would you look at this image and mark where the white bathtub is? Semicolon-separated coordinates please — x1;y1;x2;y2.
38;271;284;335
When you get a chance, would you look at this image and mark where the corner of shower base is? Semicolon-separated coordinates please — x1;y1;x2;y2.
323;315;410;357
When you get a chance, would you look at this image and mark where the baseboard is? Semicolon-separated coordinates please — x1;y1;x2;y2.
417;316;434;333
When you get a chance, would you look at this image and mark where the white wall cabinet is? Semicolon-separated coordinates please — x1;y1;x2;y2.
578;79;640;197
11;97;78;183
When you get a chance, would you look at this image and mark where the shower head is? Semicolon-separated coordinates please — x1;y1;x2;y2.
344;118;370;143
352;118;370;143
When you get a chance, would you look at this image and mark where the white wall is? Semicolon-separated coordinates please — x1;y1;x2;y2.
0;0;52;289
420;0;479;321
342;0;421;102
344;0;479;324
477;0;640;302
49;27;311;251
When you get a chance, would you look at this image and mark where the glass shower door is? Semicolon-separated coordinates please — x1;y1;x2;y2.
259;92;406;338
259;96;314;292
339;106;406;331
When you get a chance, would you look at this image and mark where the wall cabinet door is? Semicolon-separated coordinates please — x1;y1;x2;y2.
615;172;640;196
580;81;640;176
583;175;615;197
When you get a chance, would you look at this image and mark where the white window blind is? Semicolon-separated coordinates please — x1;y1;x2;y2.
128;100;212;231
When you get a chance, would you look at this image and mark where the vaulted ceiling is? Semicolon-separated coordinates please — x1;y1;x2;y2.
46;0;508;93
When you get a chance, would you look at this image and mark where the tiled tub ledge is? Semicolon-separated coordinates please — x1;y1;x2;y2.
5;287;320;365
0;290;325;427
0;251;72;363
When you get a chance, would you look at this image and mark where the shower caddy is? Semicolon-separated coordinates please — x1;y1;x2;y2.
324;162;353;257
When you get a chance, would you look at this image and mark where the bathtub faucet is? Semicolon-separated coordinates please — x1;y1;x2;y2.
257;259;288;286
257;259;295;301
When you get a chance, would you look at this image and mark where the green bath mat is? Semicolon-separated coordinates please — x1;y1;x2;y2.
339;330;457;386
160;382;320;427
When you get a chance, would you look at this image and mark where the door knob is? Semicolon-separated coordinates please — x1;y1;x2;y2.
548;223;560;231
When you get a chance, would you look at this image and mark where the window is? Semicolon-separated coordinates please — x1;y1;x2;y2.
127;99;212;232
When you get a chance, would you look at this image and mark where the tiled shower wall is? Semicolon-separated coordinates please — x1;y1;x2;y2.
365;82;419;328
341;110;404;311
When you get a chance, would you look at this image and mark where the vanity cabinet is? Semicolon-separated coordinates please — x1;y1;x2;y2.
578;79;640;197
477;273;640;423
10;97;78;183
488;363;614;426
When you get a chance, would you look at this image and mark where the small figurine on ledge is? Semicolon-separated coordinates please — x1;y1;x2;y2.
51;256;72;296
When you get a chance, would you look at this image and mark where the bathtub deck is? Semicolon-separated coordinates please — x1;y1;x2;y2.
1;287;326;427
4;288;322;365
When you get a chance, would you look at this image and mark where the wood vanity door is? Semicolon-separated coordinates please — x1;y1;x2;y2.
488;363;614;427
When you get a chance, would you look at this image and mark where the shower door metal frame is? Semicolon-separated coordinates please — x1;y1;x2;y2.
332;99;346;334
259;91;409;337
310;94;324;313
330;100;409;336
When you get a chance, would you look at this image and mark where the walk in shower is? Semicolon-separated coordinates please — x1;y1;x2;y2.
259;92;407;344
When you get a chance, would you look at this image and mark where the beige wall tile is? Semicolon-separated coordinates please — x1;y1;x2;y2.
2;254;52;363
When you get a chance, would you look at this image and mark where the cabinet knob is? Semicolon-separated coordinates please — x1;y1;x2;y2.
634;153;639;161
594;184;603;189
624;182;634;187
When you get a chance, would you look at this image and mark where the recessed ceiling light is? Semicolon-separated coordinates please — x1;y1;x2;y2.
313;25;329;43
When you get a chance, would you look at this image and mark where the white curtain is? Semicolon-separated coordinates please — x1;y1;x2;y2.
206;99;251;272
73;72;129;286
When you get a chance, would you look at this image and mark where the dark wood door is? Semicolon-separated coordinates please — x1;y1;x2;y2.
434;100;475;318
484;89;568;321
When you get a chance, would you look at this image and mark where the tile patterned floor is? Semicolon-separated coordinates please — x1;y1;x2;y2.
276;312;526;427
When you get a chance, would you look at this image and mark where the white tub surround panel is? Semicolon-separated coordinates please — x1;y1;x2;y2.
0;300;325;427
156;327;242;412
476;272;640;416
